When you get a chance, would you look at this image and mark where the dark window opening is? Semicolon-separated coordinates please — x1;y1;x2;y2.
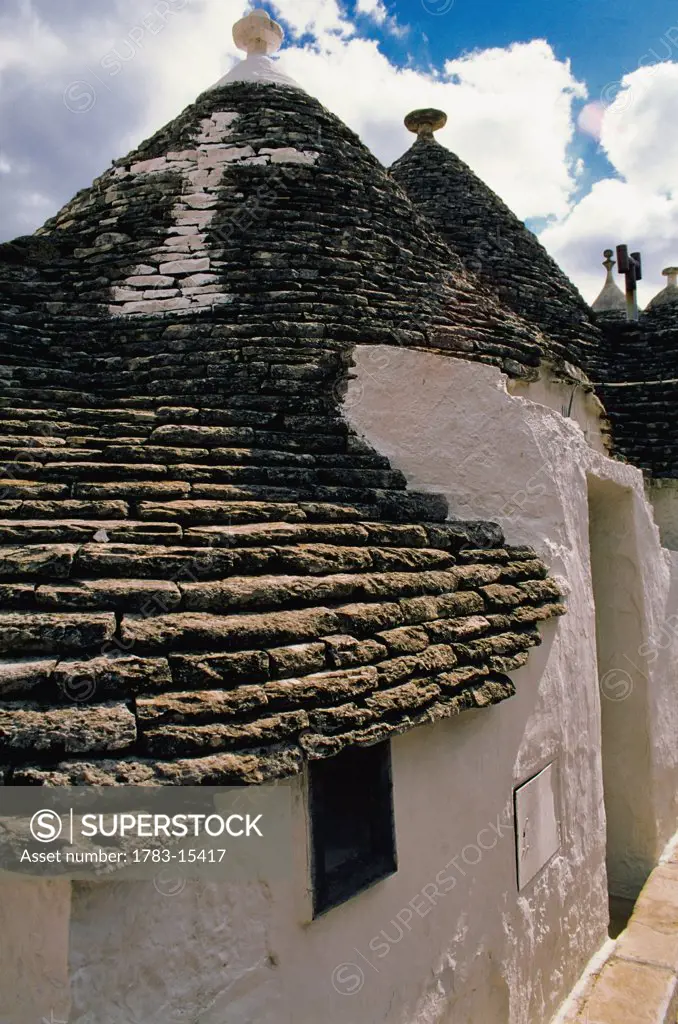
309;741;397;915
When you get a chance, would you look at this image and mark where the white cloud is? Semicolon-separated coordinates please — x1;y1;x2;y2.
355;0;387;24
353;0;405;37
540;62;678;306
271;0;349;41
540;180;678;306
0;0;67;76
55;2;583;224
13;188;55;229
441;42;586;218
0;0;674;314
600;63;678;194
272;35;586;220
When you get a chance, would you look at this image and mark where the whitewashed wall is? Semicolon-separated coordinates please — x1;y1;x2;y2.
0;877;71;1024
10;350;677;1024
648;479;678;551
347;348;678;872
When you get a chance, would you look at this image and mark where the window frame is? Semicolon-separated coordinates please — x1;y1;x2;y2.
308;740;398;917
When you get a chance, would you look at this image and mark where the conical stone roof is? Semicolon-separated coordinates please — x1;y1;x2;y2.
592;301;678;478
390;123;602;375
0;43;565;784
24;80;546;371
647;267;678;312
591;250;627;315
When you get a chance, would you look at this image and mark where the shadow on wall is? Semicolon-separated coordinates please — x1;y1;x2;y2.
587;475;657;898
647;479;678;551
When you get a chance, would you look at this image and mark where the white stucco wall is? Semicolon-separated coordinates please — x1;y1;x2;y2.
34;349;678;1024
648;478;678;550
347;347;678;861
343;347;678;1014
0;877;71;1024
508;368;609;456
69;878;285;1023
588;478;658;894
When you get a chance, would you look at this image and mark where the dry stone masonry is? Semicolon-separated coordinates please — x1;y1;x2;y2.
591;304;678;478
109;110;319;317
390;115;602;378
0;386;564;784
0;27;584;785
19;81;549;377
391;115;678;479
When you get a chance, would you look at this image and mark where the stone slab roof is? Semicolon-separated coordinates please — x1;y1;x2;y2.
591;306;678;479
15;80;549;378
0;80;566;784
0;378;564;784
390;135;602;377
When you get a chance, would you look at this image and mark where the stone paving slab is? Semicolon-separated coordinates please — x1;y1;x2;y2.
560;837;678;1024
579;958;678;1023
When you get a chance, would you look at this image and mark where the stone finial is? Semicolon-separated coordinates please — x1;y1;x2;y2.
404;109;448;139
233;9;284;55
213;8;301;90
647;265;678;309
591;248;626;314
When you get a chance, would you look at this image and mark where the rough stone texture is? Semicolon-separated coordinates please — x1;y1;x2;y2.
576;959;677;1023
555;838;678;1024
389;133;678;481
0;81;555;396
0;356;563;780
0;86;563;780
0;701;136;754
0;392;562;780
592;305;678;479
390;134;601;377
0;87;569;788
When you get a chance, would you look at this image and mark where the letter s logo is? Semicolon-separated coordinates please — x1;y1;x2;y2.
30;809;63;843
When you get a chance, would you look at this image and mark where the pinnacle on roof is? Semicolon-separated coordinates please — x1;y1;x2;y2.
591;249;627;314
404;108;448;138
212;8;301;91
647;266;678;310
390;108;601;374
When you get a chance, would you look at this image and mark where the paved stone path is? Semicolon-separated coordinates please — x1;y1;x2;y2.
558;836;678;1023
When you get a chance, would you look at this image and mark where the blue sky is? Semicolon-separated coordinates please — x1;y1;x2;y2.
358;0;670;81
0;0;676;304
391;0;671;88
346;0;674;202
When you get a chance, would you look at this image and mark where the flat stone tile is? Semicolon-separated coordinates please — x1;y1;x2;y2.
577;958;677;1024
634;867;678;933
617;919;678;973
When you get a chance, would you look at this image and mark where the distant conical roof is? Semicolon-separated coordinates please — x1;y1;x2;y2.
591;250;627;314
647;266;678;311
390;114;601;374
